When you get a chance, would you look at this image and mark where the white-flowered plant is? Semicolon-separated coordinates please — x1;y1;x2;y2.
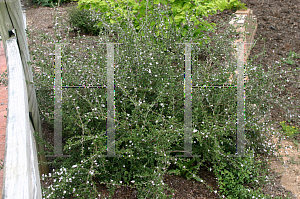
27;1;299;198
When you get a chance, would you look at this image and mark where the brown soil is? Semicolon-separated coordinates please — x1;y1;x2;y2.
24;0;300;198
239;0;300;198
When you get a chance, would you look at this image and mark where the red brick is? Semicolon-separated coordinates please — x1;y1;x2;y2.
0;135;5;143
0;40;7;198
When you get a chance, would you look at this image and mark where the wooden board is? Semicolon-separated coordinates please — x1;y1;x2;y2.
0;0;48;175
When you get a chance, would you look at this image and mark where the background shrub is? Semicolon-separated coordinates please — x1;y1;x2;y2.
33;0;71;7
77;0;247;44
67;7;103;35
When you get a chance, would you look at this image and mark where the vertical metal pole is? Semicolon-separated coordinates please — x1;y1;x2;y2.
236;42;245;157
107;43;116;157
54;43;62;156
183;43;192;157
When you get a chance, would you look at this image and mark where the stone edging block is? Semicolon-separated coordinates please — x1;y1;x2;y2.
230;9;258;61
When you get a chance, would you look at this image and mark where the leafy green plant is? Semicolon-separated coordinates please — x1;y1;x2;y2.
0;159;3;170
168;158;198;177
226;0;247;11
67;7;103;35
0;69;7;86
77;0;248;44
32;0;55;7
33;0;73;7
280;121;300;137
288;51;300;59
281;51;300;65
214;154;267;198
282;58;295;65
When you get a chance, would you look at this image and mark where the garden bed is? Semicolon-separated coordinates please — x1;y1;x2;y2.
25;1;299;198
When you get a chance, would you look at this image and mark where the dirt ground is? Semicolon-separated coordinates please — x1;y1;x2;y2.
23;0;300;198
239;0;300;198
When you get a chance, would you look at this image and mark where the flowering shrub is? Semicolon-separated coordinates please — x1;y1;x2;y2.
27;1;299;198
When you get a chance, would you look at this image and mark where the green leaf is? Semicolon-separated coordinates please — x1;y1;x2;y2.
97;21;103;27
190;174;203;183
150;21;156;28
99;1;107;6
156;30;160;36
138;4;146;16
168;169;180;175
160;0;168;5
174;14;185;23
182;2;191;10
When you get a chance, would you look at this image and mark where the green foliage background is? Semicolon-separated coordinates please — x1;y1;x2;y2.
77;0;247;42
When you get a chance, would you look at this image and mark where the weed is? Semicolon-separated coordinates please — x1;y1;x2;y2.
280;121;300;137
0;69;7;86
281;51;300;65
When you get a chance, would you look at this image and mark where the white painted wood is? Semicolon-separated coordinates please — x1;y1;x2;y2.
0;0;49;175
2;37;42;199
